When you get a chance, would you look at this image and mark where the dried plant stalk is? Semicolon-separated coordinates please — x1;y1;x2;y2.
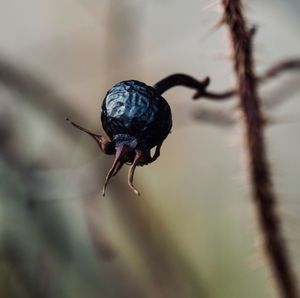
221;1;299;297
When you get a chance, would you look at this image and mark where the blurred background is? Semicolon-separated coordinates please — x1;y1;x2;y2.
0;0;300;297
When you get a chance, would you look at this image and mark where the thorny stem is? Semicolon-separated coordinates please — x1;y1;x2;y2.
222;1;299;298
154;59;300;100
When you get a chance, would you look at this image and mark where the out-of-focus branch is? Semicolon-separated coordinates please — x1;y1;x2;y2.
193;106;236;127
259;59;300;82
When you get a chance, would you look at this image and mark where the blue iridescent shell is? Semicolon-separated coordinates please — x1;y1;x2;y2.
101;80;172;149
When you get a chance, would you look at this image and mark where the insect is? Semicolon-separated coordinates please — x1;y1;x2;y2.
67;74;210;196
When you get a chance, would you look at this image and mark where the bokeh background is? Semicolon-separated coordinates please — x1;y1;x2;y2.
1;0;300;297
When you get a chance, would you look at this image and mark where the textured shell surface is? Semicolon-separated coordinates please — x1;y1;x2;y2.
101;80;172;147
104;81;158;125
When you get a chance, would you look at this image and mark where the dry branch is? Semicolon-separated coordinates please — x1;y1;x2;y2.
221;1;299;297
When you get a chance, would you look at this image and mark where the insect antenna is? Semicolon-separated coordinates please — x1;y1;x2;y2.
66;118;111;153
66;118;101;138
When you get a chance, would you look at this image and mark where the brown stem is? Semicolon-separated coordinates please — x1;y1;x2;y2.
153;58;300;101
153;73;235;99
221;1;299;298
154;74;210;95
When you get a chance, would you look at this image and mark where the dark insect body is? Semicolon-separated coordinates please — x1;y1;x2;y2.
102;80;172;151
67;74;210;196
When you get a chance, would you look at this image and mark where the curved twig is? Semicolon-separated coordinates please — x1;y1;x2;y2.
153;59;300;101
